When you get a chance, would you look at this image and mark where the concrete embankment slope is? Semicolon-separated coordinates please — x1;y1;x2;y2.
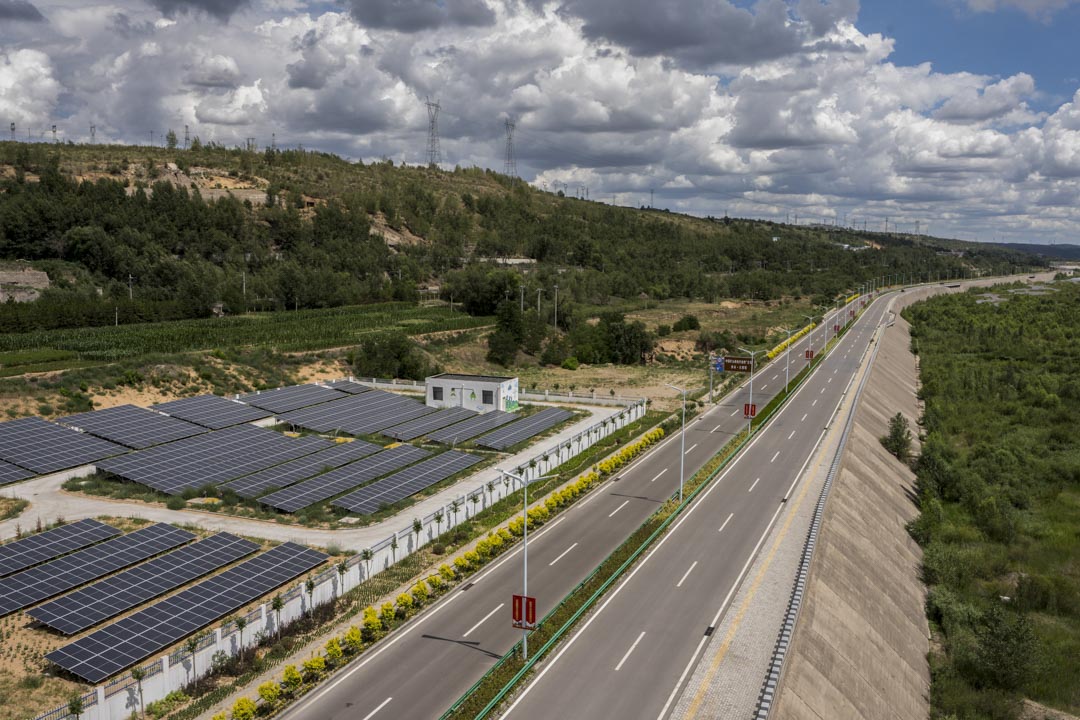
772;307;929;719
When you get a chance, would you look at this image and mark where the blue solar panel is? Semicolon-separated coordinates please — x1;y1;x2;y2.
332;450;483;515
426;411;517;445
151;395;271;429
475;408;574;450
58;404;207;449
0;417;126;474
238;384;347;413
0;519;121;577
220;440;382;498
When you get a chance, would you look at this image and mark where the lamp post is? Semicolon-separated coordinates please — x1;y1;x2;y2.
553;284;559;329
502;468;557;661
782;328;793;392
737;347;765;434
664;384;689;503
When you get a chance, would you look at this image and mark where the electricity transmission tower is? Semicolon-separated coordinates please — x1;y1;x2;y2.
504;118;516;178
90;125;96;143
425;97;441;166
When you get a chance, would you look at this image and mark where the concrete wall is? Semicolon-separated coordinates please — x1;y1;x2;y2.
771;310;929;720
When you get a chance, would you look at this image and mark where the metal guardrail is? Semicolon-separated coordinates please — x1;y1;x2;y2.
753;297;888;719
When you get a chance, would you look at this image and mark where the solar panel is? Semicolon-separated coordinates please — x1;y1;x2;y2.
0;524;194;617
280;390;436;436
46;542;327;683
259;445;431;513
27;533;260;634
96;425;332;495
475;408;574;451
238;384;347;414
0;417;127;475
151;395;272;430
57;404;207;449
382;407;478;441
322;379;372;395
220;440;382;498
0;519;121;577
0;459;32;486
333;450;483;515
426;410;517;445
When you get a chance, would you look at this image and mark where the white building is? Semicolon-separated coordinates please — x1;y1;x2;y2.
425;373;519;413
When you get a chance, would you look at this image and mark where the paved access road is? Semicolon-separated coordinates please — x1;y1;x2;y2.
276;303;864;720
501;296;891;720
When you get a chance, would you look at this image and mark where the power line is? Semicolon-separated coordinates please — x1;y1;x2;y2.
503;118;516;178
425;97;441;166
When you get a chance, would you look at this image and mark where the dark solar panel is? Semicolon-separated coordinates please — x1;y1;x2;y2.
383;407;477;441
0;524;194;617
96;425;332;495
57;404;207;449
27;533;260;634
332;450;483;515
0;519;121;577
475;408;574;450
0;459;32;486
259;445;431;513
0;417;126;474
322;379;372;395
220;440;382;498
426;410;517;445
46;542;327;683
280;390;436;436
238;384;347;414
151;395;272;430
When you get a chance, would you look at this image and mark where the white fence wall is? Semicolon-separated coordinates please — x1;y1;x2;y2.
36;398;647;720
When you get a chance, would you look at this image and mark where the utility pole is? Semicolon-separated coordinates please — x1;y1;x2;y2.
503;118;516;178
553;284;558;329
426;97;442;166
9;123;14;142
51;125;57;143
738;348;765;435
503;468;556;661
184;125;189;149
536;288;541;316
664;384;690;503
127;274;135;300
519;284;524;314
650;188;654;208
90;125;95;144
149;130;153;147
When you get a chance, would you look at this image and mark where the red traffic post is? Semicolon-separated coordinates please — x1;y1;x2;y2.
833;324;840;333
512;594;536;628
512;594;523;624
749;403;757;418
525;596;536;626
744;402;750;417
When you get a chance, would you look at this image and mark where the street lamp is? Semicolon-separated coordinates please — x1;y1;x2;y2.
737;347;765;434
501;468;557;662
802;314;818;366
664;383;690;503
782;327;793;392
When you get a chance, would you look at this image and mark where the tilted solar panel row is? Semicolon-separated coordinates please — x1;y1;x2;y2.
220;440;382;498
279;390;436;436
96;425;332;495
321;379;372;395
151;394;271;430
475;407;574;451
259;444;431;513
425;410;516;445
238;384;347;414
332;450;483;515
47;542;327;683
0;519;121;578
382;407;477;441
27;533;260;635
0;459;33;486
0;417;126;475
0;524;194;616
57;404;207;449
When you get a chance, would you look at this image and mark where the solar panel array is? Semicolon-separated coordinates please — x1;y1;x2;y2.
47;542;327;683
220;440;382;498
58;405;207;449
333;450;483;515
476;408;574;450
0;459;32;486
0;519;121;577
238;384;347;414
259;444;431;513
151;395;271;430
27;533;260;635
0;524;194;617
383;407;477;441
426;410;517;445
97;425;332;495
279;390;436;436
0;417;126;475
322;379;372;395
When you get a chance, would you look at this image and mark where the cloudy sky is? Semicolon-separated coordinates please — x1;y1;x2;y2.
2;0;1079;245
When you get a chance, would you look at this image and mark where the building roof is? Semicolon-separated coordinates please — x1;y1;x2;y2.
427;373;515;384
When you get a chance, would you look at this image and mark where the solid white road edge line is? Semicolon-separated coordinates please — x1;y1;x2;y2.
615;631;647;672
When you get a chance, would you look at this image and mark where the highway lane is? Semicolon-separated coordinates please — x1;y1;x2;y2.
502;296;890;720
276;303;859;720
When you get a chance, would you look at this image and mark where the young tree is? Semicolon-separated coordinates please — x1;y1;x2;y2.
234;614;248;655
335;559;349;602
184;634;201;690
881;412;913;463
305;577;316;616
67;693;83;720
361;548;374;579
412;518;423;551
165;129;178;149
434;510;444;536
130;665;147;719
271;594;285;637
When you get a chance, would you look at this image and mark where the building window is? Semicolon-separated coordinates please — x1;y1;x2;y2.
482;390;494;405
433;386;443;401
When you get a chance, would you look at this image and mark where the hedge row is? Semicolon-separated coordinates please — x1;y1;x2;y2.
766;323;814;360
595;427;665;476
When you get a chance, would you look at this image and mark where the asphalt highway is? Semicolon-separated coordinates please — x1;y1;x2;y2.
276;298;875;720
501;296;890;720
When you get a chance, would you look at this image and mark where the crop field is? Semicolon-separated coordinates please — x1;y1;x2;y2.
0;303;492;367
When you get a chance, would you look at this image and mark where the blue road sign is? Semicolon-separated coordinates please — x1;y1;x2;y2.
713;358;725;372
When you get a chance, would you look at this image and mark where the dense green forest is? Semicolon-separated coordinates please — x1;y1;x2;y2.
0;141;1042;339
904;282;1080;718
